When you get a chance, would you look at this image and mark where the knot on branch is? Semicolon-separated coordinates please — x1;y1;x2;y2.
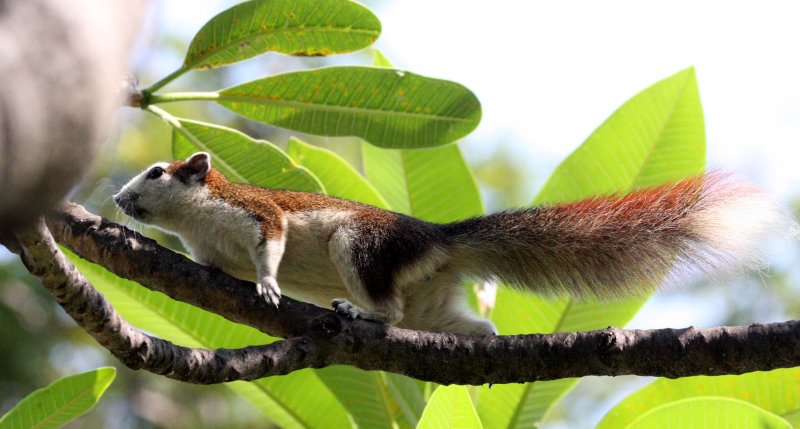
310;313;344;339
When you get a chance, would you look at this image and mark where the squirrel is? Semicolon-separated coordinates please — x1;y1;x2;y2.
114;152;783;336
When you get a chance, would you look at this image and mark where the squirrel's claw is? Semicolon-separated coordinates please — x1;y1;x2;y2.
257;278;281;308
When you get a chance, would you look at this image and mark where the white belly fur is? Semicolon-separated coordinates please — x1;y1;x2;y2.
179;207;353;309
278;210;353;307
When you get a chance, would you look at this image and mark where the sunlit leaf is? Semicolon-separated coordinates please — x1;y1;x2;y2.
64;250;351;428
218;66;482;148
476;67;706;427
317;366;397;429
625;397;790;429
598;367;800;428
534;67;705;204
172;118;324;192
184;0;381;70
228;371;352;429
362;144;483;222
287;137;389;208
417;385;482;429
0;367;115;429
386;374;427;428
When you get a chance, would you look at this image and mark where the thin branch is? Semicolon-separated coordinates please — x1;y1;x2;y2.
141;65;191;99
8;202;798;385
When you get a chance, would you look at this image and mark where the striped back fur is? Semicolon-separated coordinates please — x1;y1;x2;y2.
443;173;786;300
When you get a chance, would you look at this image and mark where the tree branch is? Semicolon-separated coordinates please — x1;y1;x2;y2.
11;218;324;384
7;202;800;385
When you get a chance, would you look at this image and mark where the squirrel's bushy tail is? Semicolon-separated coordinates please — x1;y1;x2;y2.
443;173;787;299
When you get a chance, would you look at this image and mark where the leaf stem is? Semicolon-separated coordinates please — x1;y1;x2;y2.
147;92;221;105
144;105;201;148
142;66;191;96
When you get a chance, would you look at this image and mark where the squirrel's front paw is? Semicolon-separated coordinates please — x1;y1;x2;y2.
257;277;281;307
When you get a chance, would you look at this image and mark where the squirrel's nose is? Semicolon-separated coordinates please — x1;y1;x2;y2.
114;192;138;207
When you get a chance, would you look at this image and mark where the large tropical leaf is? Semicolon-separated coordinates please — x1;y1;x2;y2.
184;0;380;70
227;371;352;429
0;367;115;429
386;373;428;428
417;385;483;429
624;397;790;429
317;367;399;429
361;51;483;221
172;119;324;192
598;367;800;428
64;250;351;428
476;67;706;427
362;144;483;222
286;137;389;208
218;66;482;148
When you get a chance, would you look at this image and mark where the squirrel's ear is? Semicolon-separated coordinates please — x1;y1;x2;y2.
185;152;211;180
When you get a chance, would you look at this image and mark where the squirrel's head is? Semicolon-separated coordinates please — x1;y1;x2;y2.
114;152;213;225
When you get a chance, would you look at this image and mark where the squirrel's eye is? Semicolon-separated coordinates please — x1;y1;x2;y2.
146;167;164;180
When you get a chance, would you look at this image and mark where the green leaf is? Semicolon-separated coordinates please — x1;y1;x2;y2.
386;374;427;428
172;118;324;193
317;366;398;429
184;0;381;70
476;288;572;428
361;52;483;221
286;137;389;208
228;371;352;429
534;67;705;204
625;397;790;429
218;66;482;148
0;367;115;429
362;144;483;222
417;385;482;429
64;249;351;428
598;367;800;428
476;67;706;427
